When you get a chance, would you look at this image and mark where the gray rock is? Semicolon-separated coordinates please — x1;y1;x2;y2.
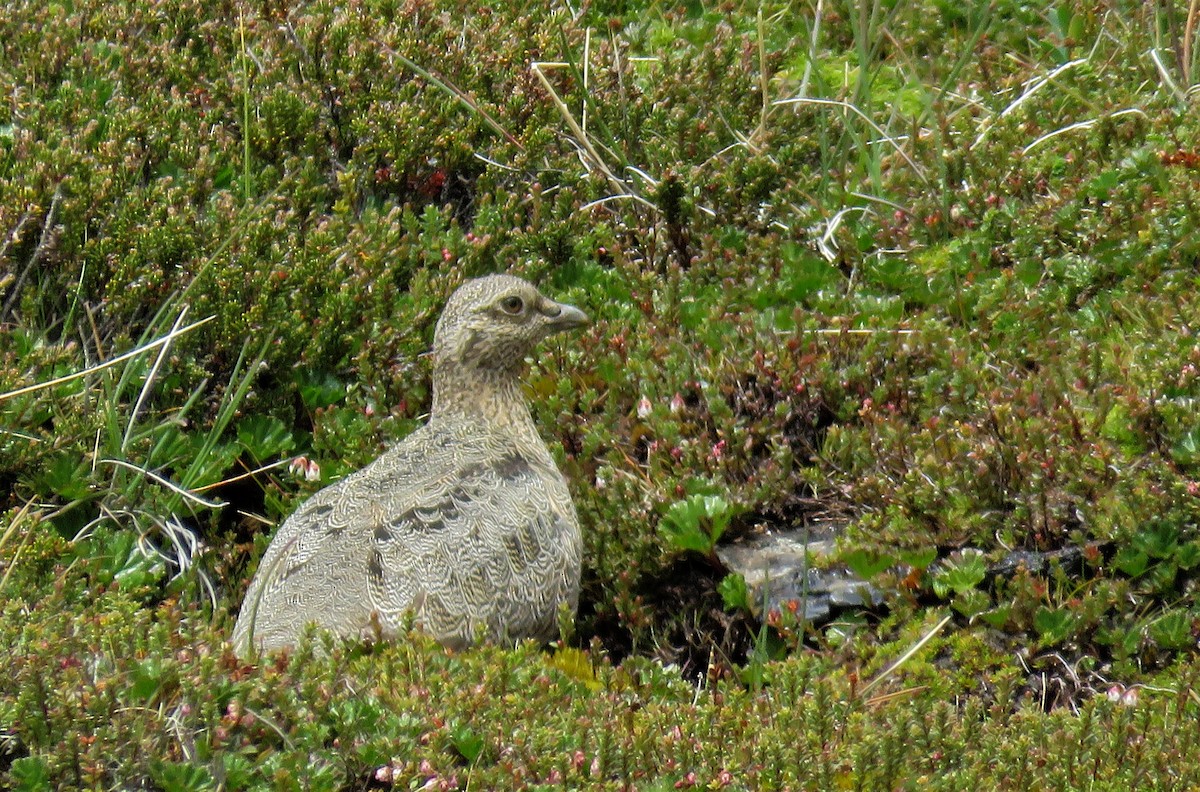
716;521;1091;630
716;521;882;626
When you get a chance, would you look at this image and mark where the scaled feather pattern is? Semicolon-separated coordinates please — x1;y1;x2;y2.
233;275;588;654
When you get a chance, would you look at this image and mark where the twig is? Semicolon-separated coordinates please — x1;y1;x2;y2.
193;456;296;493
0;499;36;590
1149;47;1188;103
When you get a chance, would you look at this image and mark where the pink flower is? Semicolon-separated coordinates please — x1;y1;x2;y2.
637;396;653;419
670;393;685;414
289;456;320;481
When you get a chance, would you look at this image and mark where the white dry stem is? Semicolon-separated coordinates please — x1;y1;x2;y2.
774;96;927;180
971;58;1087;151
98;458;224;510
858;613;953;698
1023;108;1148;155
1148;47;1188;103
122;306;190;453
0;315;215;403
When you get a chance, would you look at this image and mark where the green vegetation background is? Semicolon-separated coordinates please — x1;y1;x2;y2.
3;0;1200;788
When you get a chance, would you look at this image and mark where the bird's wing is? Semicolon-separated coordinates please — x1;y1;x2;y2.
368;444;578;642
235;424;577;649
234;424;475;648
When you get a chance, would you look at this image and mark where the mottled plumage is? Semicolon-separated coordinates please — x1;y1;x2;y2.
233;275;588;654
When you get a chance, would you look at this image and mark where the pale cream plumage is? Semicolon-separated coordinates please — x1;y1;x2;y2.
232;274;588;655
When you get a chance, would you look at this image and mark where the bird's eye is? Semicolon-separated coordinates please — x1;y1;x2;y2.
500;295;525;315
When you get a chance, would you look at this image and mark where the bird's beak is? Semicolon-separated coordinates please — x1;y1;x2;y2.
544;301;590;332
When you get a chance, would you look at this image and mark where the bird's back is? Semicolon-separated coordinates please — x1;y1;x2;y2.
232;418;582;654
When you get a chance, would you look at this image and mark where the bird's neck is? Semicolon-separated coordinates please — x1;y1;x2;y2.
430;366;536;432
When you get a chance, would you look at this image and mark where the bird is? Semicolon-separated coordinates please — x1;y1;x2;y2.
232;274;589;655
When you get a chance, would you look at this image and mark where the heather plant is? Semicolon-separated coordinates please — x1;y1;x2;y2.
5;0;1200;787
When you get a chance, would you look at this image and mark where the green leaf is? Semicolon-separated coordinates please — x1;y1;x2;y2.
980;604;1011;629
1101;404;1145;455
35;453;91;501
951;588;992;619
1149;610;1193;650
147;423;193;469
130;658;164;702
1135;522;1179;559
1146;562;1179;593
181;436;241;490
149;759;214;792
1033;607;1076;646
658;493;738;554
1085;169;1119;201
296;369;345;410
841;548;896;580
547;646;600;691
212;164;236;190
898;546;938;570
84;529;163;589
718;572;751;612
451;723;485;764
1176;542;1200;571
1171;426;1200;466
216;754;255;789
237;415;296;462
780;241;844;301
1096;624;1142;659
10;756;51;792
658;518;714;555
931;551;987;598
1113;546;1148;577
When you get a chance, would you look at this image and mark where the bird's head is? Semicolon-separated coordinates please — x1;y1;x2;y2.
432;274;590;375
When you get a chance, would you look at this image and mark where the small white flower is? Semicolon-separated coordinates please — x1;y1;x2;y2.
290;456;321;482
